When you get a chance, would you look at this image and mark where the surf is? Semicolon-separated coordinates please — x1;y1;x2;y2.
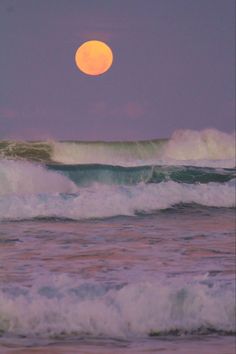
0;181;234;221
0;275;234;338
0;129;235;168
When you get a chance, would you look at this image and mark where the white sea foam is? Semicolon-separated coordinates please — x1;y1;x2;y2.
0;275;234;337
0;180;234;220
162;129;235;161
51;129;235;167
0;160;77;195
0;158;234;220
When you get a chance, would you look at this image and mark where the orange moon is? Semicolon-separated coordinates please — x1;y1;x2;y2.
75;40;113;76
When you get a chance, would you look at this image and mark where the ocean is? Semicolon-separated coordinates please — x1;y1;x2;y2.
0;129;235;354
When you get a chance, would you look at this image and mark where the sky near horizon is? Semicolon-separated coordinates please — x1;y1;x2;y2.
0;0;235;141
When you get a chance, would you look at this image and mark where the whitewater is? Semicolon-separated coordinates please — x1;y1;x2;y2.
0;128;235;167
0;129;235;354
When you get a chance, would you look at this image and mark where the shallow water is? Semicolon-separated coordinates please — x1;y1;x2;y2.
0;208;235;353
1;336;235;354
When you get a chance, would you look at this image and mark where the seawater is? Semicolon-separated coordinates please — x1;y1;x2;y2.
0;129;235;354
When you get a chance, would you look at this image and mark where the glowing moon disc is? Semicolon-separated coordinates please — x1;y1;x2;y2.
75;40;113;76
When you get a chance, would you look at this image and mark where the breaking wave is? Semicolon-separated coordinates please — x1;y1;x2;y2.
0;178;234;221
0;275;234;338
0;160;234;221
0;160;77;195
51;129;236;167
0;129;235;168
0;128;235;222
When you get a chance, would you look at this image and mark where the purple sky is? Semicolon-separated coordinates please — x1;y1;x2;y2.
0;0;235;140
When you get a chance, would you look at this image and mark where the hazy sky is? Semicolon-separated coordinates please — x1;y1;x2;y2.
0;0;235;140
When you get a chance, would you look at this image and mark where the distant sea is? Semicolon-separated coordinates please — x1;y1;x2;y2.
0;129;235;354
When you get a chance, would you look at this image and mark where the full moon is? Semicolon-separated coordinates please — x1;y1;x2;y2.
75;40;113;76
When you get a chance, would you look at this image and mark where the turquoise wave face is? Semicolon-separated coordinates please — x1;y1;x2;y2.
0;160;235;220
48;164;236;186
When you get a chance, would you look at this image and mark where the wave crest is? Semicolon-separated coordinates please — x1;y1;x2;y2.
162;129;235;161
0;160;77;195
51;129;235;167
0;129;235;167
